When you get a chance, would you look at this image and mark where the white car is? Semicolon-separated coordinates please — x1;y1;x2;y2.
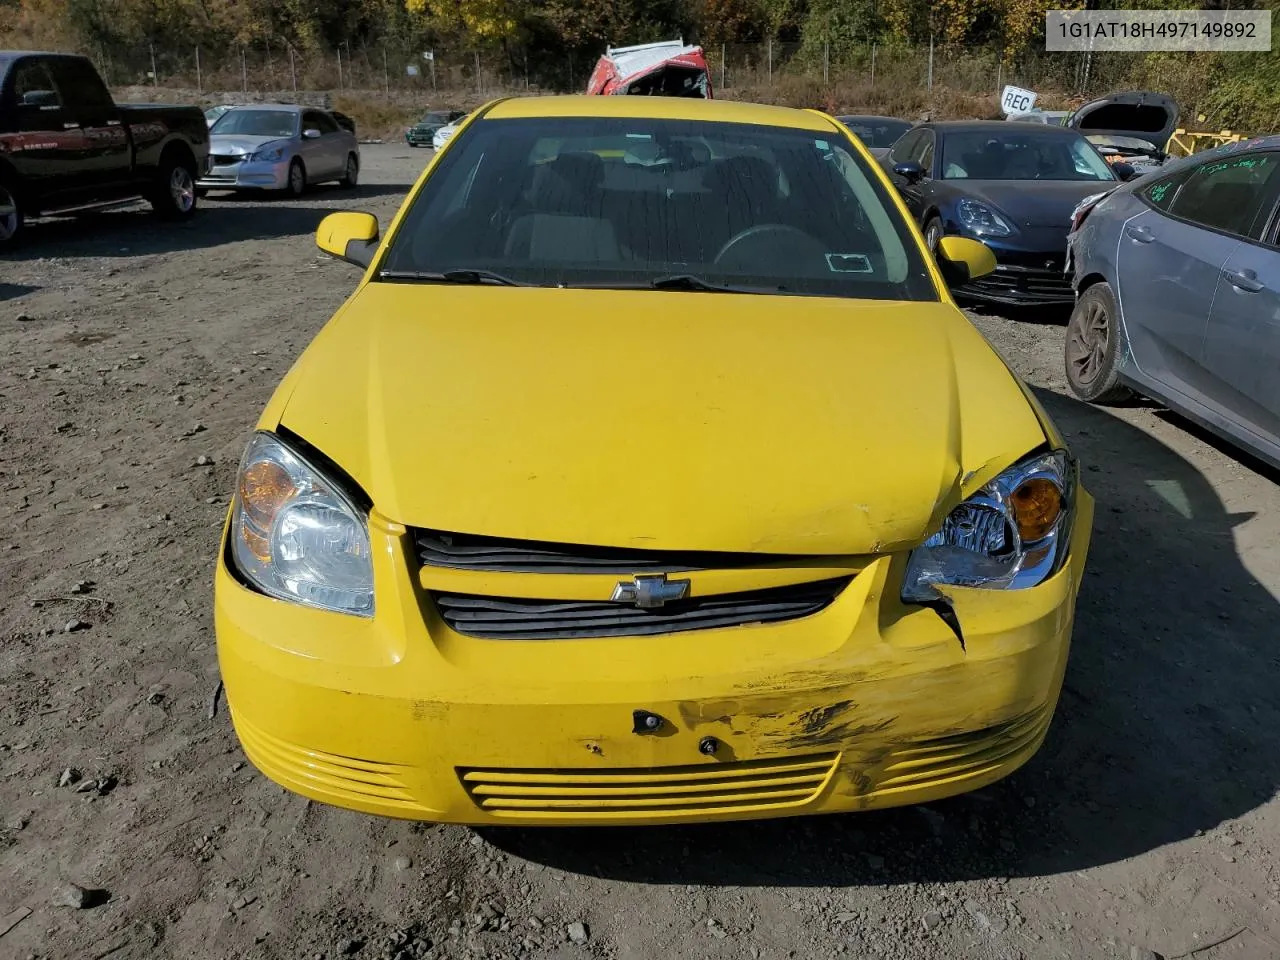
432;118;461;150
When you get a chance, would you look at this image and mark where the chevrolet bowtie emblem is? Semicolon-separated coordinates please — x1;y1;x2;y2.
610;574;691;609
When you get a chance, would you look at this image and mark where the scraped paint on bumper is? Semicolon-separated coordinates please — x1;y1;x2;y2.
215;493;1093;826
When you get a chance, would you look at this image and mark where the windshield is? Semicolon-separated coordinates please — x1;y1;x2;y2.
379;116;937;302
422;112;451;124
942;131;1114;181
841;118;910;148
211;110;298;138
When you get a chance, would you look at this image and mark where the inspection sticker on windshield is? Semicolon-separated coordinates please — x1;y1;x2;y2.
826;253;873;274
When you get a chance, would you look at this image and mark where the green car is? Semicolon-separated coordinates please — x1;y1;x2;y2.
405;109;465;148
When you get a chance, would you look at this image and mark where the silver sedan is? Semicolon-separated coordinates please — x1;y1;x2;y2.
197;105;359;197
1064;135;1280;469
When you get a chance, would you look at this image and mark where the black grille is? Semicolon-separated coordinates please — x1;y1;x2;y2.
414;528;798;574
957;264;1074;305
432;578;851;639
210;154;241;166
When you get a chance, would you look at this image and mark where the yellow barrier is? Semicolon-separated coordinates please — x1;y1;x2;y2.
1167;128;1246;157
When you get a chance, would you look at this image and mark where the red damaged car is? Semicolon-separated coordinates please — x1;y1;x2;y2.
586;40;712;99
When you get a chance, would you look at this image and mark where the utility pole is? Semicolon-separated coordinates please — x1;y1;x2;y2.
383;48;390;98
927;33;934;91
767;37;773;85
149;43;158;88
195;45;201;94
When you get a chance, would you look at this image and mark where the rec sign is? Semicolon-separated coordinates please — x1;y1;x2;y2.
1001;84;1038;115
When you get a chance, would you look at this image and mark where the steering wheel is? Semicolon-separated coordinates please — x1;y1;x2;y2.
714;224;827;271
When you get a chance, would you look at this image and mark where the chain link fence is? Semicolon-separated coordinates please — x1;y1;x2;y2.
79;37;1229;134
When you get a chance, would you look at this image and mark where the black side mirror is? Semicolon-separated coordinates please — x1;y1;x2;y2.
1112;161;1138;182
893;161;925;185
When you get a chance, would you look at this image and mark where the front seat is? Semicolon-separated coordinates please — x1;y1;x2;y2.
504;152;621;262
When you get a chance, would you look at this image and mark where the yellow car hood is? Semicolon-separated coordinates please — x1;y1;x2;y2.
275;285;1048;555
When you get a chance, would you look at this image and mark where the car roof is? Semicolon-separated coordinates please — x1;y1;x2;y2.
838;115;908;123
224;103;307;114
484;95;836;132
0;50;85;59
926;120;1082;136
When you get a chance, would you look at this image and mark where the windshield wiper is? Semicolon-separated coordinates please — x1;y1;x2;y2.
379;269;528;286
649;274;768;294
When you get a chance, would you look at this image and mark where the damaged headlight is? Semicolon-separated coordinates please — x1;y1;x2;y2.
902;450;1076;602
229;432;374;617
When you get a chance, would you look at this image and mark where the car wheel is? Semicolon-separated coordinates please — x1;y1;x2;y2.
285;159;306;198
340;153;359;189
0;179;24;251
1065;282;1133;404
923;216;943;252
149;153;198;220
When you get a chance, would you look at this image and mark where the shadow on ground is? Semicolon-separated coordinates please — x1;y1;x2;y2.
0;283;39;301
481;387;1280;886
2;182;412;262
962;300;1074;325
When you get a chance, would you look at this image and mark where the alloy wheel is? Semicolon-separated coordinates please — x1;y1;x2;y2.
170;166;195;213
0;185;18;242
1067;299;1109;385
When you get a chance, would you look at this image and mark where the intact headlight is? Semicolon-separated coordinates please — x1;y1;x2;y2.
248;144;286;163
229;432;373;617
957;199;1014;238
902;450;1076;601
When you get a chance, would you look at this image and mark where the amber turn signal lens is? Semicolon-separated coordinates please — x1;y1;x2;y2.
238;460;297;561
1010;478;1062;542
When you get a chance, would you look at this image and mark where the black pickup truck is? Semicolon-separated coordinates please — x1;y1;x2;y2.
0;51;209;250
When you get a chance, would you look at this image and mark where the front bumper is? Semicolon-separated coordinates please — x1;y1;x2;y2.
215;494;1093;826
953;262;1076;306
405;130;436;146
197;156;290;191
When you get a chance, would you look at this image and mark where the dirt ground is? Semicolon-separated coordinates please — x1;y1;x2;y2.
3;144;1280;960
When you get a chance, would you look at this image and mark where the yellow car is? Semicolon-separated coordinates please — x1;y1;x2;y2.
215;96;1094;826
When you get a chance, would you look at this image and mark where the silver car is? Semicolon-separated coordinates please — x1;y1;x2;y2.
1064;136;1280;469
198;104;359;197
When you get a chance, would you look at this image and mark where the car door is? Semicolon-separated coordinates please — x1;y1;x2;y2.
1113;160;1245;402
297;110;329;180
302;110;342;178
1199;152;1280;445
0;56;87;210
883;129;924;219
46;56;131;194
897;129;935;222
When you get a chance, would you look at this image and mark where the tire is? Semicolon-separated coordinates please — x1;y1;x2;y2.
0;179;24;251
923;215;943;252
148;151;198;220
1064;282;1133;404
285;159;306;198
340;153;359;189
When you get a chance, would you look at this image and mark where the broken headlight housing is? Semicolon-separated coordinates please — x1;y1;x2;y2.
902;450;1076;601
229;432;374;617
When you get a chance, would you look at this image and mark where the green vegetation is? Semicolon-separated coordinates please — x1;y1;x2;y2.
1;0;1276;132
